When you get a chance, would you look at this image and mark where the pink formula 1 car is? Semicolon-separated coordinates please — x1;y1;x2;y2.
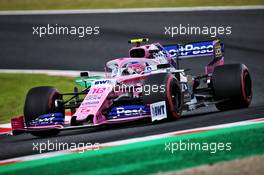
11;38;252;137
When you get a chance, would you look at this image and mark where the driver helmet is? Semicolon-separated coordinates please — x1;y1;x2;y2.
149;44;159;52
126;62;146;74
148;44;160;58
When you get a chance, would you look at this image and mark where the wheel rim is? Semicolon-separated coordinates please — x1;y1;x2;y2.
171;83;180;110
243;71;252;101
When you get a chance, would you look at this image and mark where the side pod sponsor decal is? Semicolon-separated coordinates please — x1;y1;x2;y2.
108;105;150;119
150;101;167;122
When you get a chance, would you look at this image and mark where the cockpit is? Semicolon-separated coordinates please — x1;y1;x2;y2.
106;39;175;77
106;58;160;77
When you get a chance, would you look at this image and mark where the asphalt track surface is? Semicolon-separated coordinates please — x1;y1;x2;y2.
0;9;264;160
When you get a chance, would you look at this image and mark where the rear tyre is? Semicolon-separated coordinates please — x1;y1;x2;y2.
212;64;252;111
142;73;183;120
24;86;64;136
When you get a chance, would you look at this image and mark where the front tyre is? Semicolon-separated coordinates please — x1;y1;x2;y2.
24;86;64;136
142;73;183;120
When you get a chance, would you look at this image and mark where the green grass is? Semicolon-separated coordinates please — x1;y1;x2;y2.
0;0;263;10
1;122;264;175
0;73;74;124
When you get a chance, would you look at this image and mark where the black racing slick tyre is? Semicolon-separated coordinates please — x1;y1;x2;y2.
142;73;183;120
212;64;252;111
24;86;64;125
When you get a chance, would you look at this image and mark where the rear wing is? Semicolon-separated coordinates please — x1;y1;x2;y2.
164;40;224;59
164;40;224;74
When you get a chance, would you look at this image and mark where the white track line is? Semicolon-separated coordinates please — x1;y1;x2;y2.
0;69;105;77
0;123;11;128
0;117;264;165
102;117;264;147
0;5;263;15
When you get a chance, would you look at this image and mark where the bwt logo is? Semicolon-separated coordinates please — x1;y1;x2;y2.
116;107;147;117
94;80;112;85
151;104;165;117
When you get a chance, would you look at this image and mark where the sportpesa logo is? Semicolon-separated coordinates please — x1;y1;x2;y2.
166;44;213;57
116;107;147;117
108;105;150;119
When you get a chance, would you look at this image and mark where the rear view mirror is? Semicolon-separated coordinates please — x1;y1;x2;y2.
80;72;89;77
